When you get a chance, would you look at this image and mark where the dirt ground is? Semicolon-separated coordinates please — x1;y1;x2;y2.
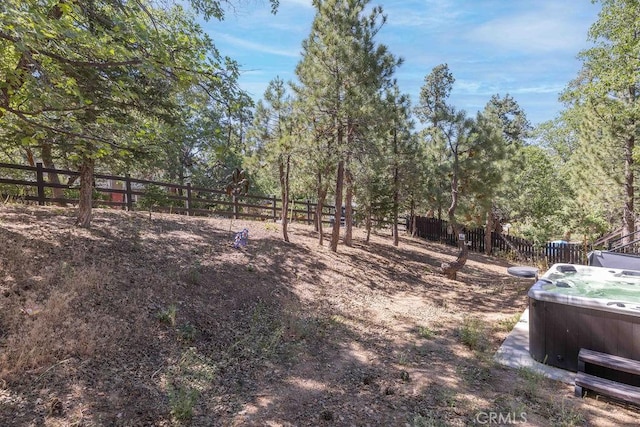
0;204;639;426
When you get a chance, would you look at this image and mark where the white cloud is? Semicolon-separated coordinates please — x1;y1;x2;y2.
280;0;313;8
200;0;599;126
455;79;486;95
467;3;596;54
384;0;464;30
216;33;301;58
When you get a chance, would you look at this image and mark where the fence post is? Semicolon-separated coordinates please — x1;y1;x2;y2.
271;195;277;221
306;199;311;225
186;182;192;216
233;195;239;219
36;162;45;205
125;174;133;211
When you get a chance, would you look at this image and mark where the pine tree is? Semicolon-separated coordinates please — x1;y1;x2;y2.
561;0;640;241
293;0;400;252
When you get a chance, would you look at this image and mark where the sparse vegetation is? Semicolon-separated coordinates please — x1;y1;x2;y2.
157;304;178;327
165;348;216;422
0;206;634;425
516;366;545;400
138;184;170;220
547;397;586;427
496;313;521;332
458;317;489;352
185;260;202;285
417;325;435;339
409;411;448;427
168;386;199;421
178;323;197;342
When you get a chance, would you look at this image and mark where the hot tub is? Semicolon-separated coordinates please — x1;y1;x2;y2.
528;263;640;376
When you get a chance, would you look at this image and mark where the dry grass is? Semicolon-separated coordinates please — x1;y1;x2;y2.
0;204;638;426
2;263;111;373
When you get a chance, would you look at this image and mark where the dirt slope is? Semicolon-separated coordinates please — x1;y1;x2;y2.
0;205;637;426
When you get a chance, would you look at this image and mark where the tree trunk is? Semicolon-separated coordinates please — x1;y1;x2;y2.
75;156;94;228
344;167;354;247
484;207;494;255
622;134;635;244
279;154;290;243
365;204;372;243
314;172;321;232
498;233;525;262
41;142;67;206
330;159;344;252
440;158;468;280
441;228;469;280
392;128;399;247
392;208;399;246
412;215;417;238
410;198;417;237
316;172;328;246
25;148;35;167
392;178;399;247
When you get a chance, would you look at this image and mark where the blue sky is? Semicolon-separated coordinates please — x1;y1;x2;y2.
201;0;600;127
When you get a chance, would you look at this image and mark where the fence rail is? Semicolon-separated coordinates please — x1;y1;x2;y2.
2;162;585;263
0;162;338;224
409;216;592;265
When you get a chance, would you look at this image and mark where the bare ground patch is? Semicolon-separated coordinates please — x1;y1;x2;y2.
0;204;638;426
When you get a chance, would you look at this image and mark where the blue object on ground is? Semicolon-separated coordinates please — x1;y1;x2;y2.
233;228;249;248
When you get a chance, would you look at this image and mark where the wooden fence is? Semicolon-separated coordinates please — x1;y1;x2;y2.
0;162;338;224
409;216;592;265
1;162;587;263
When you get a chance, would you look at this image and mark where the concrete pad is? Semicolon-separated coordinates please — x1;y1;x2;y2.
494;308;575;384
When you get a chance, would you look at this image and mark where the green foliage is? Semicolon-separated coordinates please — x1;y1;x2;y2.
158;85;255;192
559;0;640;237
502;145;570;244
185;259;202;285
415;64;540;253
417;325;435;339
138;185;169;219
290;0;403;248
166;347;216;421
178;323;197;342
515;367;544;400
496;314;520;333
228;302;285;360
168;386;199;421
457;317;488;352
0;0;274;227
546;398;586;427
157;304;177;327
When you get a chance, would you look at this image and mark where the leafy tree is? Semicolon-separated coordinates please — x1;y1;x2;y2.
352;144;389;241
0;0;277;227
415;64;469;279
475;94;530;254
503;145;570;243
139;184;170;221
416;64;510;279
417;130;450;221
379;86;416;246
561;0;640;242
247;77;297;242
560;106;623;238
293;0;400;252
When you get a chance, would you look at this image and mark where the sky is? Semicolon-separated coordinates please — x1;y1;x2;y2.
200;0;601;127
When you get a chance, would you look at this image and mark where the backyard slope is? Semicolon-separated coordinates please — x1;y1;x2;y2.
0;205;637;426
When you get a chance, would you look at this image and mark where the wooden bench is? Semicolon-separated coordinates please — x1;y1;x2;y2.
575;348;640;406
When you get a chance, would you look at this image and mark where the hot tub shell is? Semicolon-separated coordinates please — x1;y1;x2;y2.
528;264;640;381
